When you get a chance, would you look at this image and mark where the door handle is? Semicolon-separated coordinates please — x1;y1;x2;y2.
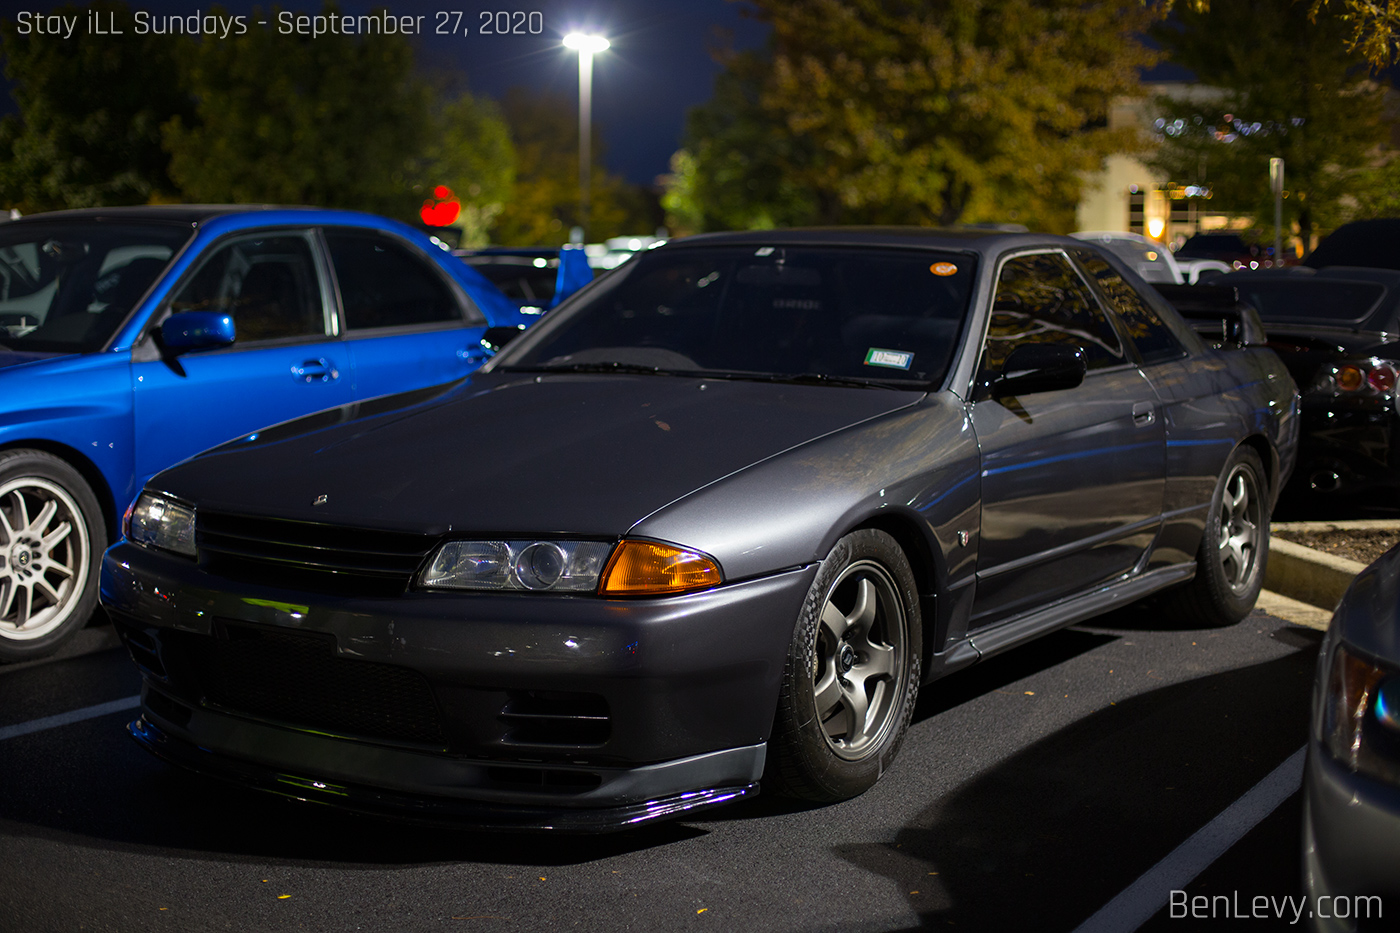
291;358;339;383
1132;401;1155;426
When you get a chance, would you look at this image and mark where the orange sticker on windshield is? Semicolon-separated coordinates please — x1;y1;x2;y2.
930;262;958;276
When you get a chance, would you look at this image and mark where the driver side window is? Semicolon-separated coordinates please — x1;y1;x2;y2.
982;252;1125;374
169;234;325;343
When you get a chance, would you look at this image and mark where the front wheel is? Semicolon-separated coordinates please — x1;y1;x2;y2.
766;529;922;803
1161;445;1270;627
0;450;106;662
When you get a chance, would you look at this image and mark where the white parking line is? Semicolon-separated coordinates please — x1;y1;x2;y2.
0;695;141;742
1070;745;1307;933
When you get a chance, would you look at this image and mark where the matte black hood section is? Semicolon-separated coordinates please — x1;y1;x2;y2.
158;372;925;535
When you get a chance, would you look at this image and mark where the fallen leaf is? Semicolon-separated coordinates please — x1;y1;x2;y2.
697;908;707;914
1024;691;1034;696
278;895;291;900
655;421;671;431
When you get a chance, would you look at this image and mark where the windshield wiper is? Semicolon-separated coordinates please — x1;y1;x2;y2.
708;371;910;390
504;361;684;375
504;362;913;389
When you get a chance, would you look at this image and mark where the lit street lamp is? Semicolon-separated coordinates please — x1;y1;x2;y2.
563;33;609;242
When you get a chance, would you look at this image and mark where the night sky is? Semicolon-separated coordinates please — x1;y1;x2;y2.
0;0;773;185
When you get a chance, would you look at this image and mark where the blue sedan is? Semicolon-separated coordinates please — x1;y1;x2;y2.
0;205;528;660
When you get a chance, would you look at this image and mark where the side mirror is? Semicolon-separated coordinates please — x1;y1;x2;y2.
160;312;235;353
480;324;525;353
991;343;1086;398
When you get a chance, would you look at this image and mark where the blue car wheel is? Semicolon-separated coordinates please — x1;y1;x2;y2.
0;450;104;661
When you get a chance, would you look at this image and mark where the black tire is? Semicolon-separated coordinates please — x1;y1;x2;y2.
1160;445;1270;627
766;529;922;803
0;450;106;662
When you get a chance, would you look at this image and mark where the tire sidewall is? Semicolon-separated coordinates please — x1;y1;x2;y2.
0;451;106;661
769;528;923;801
1199;446;1269;623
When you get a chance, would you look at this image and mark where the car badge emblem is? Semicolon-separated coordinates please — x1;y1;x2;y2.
312;494;328;506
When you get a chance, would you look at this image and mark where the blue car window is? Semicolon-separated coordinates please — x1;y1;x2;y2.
325;231;464;330
983;252;1126;373
170;235;325;343
0;222;190;353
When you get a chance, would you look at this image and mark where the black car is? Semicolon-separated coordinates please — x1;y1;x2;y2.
1224;267;1399;508
100;228;1299;831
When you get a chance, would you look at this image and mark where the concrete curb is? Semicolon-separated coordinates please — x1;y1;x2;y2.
1264;538;1366;612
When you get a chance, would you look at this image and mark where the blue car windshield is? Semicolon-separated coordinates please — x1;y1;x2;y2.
499;246;977;386
0;222;193;353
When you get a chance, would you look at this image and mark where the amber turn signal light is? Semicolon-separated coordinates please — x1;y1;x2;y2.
598;540;722;596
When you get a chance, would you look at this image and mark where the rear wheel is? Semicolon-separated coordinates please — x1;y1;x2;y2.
766;529;922;802
0;451;105;662
1161;445;1269;626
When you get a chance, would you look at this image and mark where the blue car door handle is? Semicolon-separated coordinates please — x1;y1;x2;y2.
291;358;339;383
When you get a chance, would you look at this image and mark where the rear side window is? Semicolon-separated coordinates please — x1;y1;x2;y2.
325;231;465;330
1071;248;1186;364
170;234;324;343
982;252;1125;373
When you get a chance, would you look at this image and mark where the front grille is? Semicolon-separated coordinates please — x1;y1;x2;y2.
197;511;439;595
190;621;446;747
499;690;610;747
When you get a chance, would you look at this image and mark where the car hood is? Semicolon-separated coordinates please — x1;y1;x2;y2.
0;348;71;370
157;371;926;535
1332;543;1400;663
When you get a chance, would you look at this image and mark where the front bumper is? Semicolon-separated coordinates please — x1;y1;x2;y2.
102;541;817;828
1303;744;1400;930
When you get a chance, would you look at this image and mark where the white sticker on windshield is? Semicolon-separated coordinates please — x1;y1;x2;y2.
865;348;913;370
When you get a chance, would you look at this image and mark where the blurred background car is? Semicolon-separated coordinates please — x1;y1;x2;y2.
1177;231;1272;269
1304;218;1400;271
0;205;529;661
453;245;593;314
1071;230;1184;284
1222;267;1399;513
1304;541;1400;931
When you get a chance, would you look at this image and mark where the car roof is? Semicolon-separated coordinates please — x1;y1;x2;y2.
6;204;326;226
673;226;1068;256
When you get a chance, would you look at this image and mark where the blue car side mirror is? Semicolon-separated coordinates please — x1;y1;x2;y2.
160;312;236;353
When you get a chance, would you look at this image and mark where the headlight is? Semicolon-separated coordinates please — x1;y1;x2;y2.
419;540;614;593
1320;641;1400;784
127;491;197;557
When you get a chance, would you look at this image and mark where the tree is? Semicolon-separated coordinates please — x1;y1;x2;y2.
489;88;658;246
1147;0;1391;246
0;0;195;211
163;2;513;226
667;0;1160;234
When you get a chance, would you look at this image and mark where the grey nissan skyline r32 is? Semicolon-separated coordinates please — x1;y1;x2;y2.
100;227;1299;831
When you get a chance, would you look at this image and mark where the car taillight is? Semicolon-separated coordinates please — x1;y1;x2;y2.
1313;359;1398;398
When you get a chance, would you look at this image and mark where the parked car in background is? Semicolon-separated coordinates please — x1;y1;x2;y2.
0;205;529;660
454;245;593;313
1304;218;1400;271
103;227;1296;830
1071;231;1183;284
1221;267;1399;509
1304;541;1400;930
1174;257;1234;284
1178;231;1272;269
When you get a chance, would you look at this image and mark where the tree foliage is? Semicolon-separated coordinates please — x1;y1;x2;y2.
667;0;1161;234
489;88;656;246
1147;0;1391;245
163;2;512;226
0;0;195;211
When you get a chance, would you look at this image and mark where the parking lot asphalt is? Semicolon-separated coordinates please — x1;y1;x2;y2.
0;606;1323;933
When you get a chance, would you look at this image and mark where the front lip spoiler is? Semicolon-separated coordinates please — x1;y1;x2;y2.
128;716;758;833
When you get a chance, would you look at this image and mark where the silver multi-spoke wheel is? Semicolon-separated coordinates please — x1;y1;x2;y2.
1217;462;1261;595
768;529;921;802
812;560;907;760
0;477;90;641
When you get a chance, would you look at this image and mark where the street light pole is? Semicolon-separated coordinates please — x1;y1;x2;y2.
564;33;609;243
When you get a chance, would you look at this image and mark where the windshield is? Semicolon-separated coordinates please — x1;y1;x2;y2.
0;221;193;353
1233;279;1385;326
498;246;976;386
